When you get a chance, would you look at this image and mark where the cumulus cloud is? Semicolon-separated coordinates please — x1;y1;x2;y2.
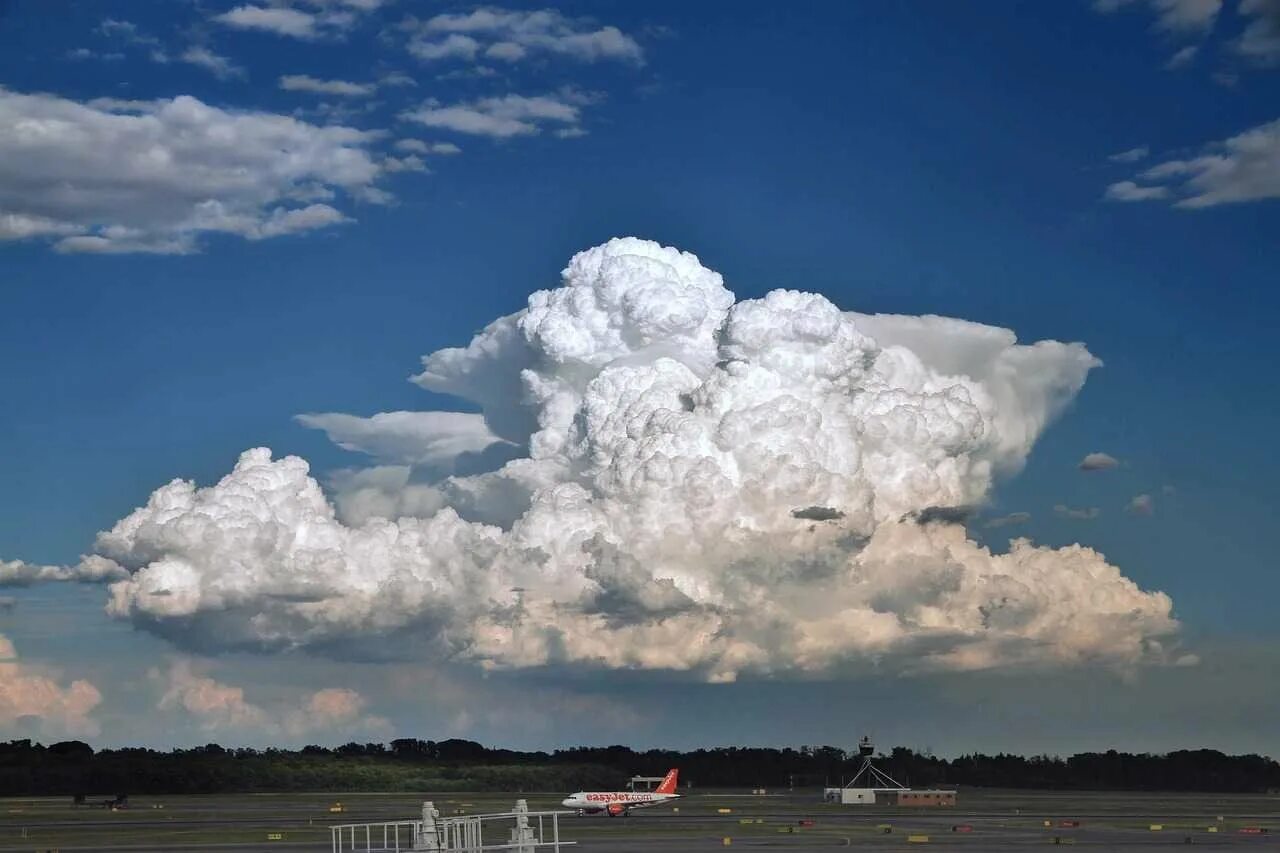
404;8;643;66
216;6;324;39
0;556;126;587
0;88;384;253
156;660;270;730
153;660;388;736
409;33;481;61
1055;504;1101;520
279;74;376;96
1079;451;1120;471
72;238;1180;681
1106;117;1280;207
1127;493;1156;515
0;635;102;736
984;511;1031;529
1093;0;1222;33
214;1;384;40
402;92;589;138
1237;0;1280;63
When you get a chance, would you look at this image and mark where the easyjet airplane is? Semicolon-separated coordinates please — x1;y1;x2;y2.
561;768;680;816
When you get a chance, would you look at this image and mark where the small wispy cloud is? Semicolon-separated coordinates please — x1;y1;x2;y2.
380;71;417;87
1108;146;1150;164
97;18;160;46
1105;117;1280;208
1079;452;1121;471
1055;504;1101;520
1127;493;1155;515
1106;181;1173;201
1092;0;1222;35
65;48;125;62
402;91;593;139
181;46;246;80
1165;44;1199;68
279;75;376;96
984;511;1031;529
394;139;462;155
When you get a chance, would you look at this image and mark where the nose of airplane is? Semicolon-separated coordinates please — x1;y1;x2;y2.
560;798;574;808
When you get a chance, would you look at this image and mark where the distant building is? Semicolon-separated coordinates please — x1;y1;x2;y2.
822;735;956;807
895;790;956;807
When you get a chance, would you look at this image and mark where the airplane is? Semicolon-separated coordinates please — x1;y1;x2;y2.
561;768;680;817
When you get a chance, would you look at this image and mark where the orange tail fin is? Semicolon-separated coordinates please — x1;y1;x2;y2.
655;768;679;795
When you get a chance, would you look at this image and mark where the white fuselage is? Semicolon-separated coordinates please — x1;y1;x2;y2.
561;790;679;813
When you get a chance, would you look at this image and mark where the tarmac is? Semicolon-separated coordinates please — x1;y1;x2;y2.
1;788;1276;851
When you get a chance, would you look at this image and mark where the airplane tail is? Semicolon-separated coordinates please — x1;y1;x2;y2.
655;768;679;795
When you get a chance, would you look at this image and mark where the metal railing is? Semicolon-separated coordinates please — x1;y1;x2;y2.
331;820;423;852
331;800;574;853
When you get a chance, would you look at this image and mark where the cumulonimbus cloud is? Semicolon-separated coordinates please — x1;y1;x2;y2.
30;238;1179;681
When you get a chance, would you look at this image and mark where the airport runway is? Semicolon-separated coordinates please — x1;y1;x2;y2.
2;789;1276;851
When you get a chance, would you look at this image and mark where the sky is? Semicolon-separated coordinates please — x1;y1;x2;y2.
1;0;1278;757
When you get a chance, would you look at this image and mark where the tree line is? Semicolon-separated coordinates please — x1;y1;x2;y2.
0;738;1276;796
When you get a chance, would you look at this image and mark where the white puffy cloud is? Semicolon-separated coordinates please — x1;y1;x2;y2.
0;635;102;736
279;75;376;96
402;92;588;138
77;238;1180;681
409;33;481;61
214;1;384;40
153;660;388;736
0;88;384;253
1107;118;1280;207
405;8;643;66
216;6;323;39
1079;451;1120;471
1093;0;1222;33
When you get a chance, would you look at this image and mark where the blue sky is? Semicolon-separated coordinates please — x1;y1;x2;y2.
1;0;1278;754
